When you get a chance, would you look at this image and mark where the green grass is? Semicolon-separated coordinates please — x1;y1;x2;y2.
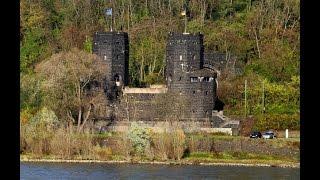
183;151;299;164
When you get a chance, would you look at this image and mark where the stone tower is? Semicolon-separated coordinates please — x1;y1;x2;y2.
93;32;129;101
166;32;217;119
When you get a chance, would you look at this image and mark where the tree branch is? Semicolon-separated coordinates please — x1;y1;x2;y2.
79;103;93;132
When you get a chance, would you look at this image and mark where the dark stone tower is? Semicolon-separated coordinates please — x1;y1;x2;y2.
166;32;217;118
166;32;204;87
93;32;129;101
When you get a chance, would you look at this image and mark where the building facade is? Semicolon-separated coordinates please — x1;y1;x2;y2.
92;31;239;130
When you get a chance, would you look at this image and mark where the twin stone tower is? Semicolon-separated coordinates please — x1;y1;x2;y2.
92;31;239;132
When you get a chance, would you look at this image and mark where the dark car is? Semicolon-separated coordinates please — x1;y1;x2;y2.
250;131;262;138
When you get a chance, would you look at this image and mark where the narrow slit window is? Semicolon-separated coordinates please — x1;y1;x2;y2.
180;55;182;61
104;55;107;60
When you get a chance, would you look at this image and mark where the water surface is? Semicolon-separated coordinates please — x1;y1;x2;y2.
20;162;299;179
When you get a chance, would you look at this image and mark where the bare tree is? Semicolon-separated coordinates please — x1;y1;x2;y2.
36;48;108;132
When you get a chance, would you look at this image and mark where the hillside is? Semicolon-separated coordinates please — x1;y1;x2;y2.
20;0;300;130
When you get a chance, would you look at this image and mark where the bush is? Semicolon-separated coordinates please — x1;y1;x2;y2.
114;133;132;160
151;132;171;160
151;128;186;161
21;107;59;156
49;127;73;159
127;122;152;156
93;145;113;160
171;129;186;160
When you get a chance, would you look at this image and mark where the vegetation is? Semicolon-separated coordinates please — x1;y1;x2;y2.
20;124;299;165
20;0;300;135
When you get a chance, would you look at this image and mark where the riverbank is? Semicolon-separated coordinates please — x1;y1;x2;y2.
20;155;299;168
21;126;300;169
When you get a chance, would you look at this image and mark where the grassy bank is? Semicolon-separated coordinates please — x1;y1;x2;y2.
20;154;299;168
20;123;299;168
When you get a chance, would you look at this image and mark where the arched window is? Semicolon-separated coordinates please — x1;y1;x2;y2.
114;75;122;86
168;74;172;82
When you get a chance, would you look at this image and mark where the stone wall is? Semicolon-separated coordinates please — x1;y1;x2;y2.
93;32;129;102
165;32;217;119
91;31;240;132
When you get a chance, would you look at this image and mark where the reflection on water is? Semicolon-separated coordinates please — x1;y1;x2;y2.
20;162;299;180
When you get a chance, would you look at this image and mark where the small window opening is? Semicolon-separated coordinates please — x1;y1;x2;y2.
104;55;107;60
180;55;182;61
193;55;196;60
168;74;172;82
179;77;182;81
190;77;198;82
115;75;121;86
203;77;210;82
205;91;208;95
193;91;196;94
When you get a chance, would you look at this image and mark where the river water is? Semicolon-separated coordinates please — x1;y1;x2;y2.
20;162;299;179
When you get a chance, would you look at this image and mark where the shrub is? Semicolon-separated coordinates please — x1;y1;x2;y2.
171;129;186;160
151;128;186;161
151;132;171;160
114;133;132;160
49;127;73;159
21;107;58;156
127;122;152;156
93;145;113;160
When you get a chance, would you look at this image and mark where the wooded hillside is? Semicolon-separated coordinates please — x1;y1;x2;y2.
20;0;300;130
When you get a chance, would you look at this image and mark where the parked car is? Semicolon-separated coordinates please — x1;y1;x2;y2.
262;131;276;139
250;131;262;138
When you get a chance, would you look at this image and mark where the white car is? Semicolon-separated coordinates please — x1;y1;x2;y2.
262;131;276;139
